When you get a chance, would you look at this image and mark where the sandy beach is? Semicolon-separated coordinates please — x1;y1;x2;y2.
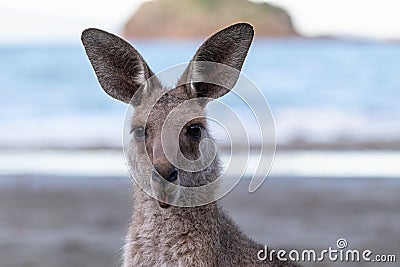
0;175;398;267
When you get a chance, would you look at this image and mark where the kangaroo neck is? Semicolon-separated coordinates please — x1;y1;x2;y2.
132;185;219;227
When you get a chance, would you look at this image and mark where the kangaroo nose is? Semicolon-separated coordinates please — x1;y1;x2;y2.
153;165;178;182
168;168;178;182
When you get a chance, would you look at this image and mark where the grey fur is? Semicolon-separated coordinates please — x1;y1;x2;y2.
82;23;300;267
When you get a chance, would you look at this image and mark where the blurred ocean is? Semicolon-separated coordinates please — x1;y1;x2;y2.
1;39;400;149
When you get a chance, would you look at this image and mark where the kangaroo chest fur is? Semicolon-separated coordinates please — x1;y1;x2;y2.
123;192;221;266
122;189;288;267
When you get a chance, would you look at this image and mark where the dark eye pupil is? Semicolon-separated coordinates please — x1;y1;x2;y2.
133;126;146;138
187;125;201;138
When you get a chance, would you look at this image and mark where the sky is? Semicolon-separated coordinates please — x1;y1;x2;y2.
0;0;143;43
268;0;400;39
0;0;399;43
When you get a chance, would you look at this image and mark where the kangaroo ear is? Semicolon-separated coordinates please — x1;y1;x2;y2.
81;28;158;104
180;23;254;100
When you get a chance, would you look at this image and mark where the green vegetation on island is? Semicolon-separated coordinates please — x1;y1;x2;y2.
124;0;298;39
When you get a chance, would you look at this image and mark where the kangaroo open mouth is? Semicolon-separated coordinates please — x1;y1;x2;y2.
158;201;170;209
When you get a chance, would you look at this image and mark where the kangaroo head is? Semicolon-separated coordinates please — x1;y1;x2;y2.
82;23;254;208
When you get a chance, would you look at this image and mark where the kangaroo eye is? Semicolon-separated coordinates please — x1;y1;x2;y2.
131;126;146;138
187;124;202;139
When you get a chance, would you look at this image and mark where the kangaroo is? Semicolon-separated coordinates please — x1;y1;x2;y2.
82;23;299;267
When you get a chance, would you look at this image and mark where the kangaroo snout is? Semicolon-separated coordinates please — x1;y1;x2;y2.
152;165;178;183
151;166;180;209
